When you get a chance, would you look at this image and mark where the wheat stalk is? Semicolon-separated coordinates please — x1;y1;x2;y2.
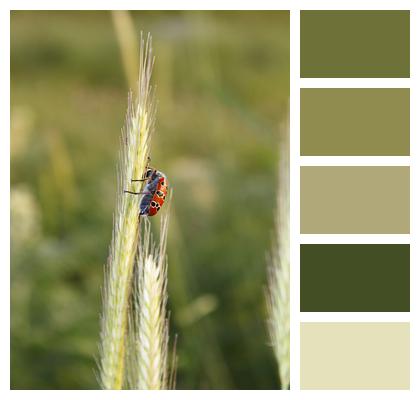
111;11;139;91
267;116;290;389
98;33;155;390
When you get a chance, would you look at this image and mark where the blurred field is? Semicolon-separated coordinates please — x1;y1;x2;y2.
10;10;289;389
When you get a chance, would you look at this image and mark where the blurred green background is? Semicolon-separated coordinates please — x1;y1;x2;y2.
10;10;289;389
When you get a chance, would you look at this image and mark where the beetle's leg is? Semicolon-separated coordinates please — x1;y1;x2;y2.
131;178;148;182
144;156;152;172
145;156;157;172
124;190;148;195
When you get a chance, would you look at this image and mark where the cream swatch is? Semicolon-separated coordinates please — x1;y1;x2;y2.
301;322;410;389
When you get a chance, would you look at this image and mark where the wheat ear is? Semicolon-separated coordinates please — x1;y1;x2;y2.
99;33;155;389
128;198;171;389
267;116;290;389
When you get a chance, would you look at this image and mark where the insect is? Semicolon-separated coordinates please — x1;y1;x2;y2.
124;159;168;217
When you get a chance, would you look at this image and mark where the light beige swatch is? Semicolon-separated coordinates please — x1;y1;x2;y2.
300;166;410;233
301;322;410;389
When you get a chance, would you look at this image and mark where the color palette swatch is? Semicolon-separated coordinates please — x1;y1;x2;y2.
300;244;410;312
299;10;410;390
300;166;410;234
300;323;410;389
300;10;410;78
301;89;410;156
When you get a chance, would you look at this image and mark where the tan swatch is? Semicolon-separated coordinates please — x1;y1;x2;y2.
301;322;410;389
301;166;410;233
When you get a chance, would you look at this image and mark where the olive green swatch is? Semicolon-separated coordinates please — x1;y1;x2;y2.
301;323;410;389
301;88;410;156
300;166;410;233
300;244;410;312
301;11;410;77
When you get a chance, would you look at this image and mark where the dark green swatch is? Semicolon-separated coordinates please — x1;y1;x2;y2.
301;11;410;78
300;244;410;312
301;88;410;156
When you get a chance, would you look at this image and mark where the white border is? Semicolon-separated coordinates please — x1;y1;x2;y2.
2;0;416;11
300;312;411;323
301;78;411;88
289;7;300;391
3;1;419;399
2;1;10;395
300;234;411;244
409;4;418;397
300;156;410;166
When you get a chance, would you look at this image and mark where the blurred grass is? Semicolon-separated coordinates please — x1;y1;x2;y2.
10;10;289;389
